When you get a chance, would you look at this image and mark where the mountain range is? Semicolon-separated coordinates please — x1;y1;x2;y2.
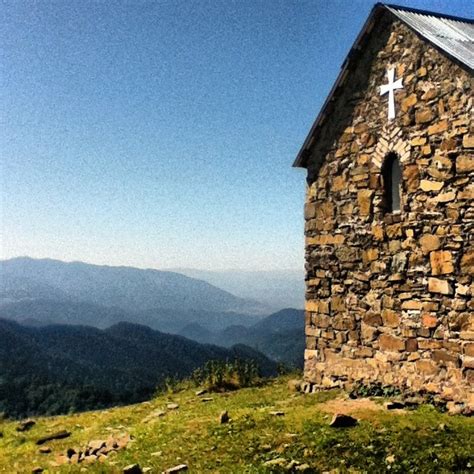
1;257;269;314
0;257;271;333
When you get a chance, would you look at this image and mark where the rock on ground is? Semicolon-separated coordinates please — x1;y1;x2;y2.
329;413;358;428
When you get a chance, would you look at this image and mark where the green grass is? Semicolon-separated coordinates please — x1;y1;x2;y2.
0;376;473;473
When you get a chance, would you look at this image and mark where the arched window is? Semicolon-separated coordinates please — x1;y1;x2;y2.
382;152;401;213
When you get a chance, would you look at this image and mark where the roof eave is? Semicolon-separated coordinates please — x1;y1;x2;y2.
292;3;385;168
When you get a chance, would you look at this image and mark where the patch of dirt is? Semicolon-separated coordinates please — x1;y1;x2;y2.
319;397;387;418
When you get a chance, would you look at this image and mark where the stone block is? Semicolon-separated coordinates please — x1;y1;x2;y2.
427;119;448;135
432;350;459;366
461;250;474;275
421;313;438;328
379;334;405;352
462;134;474;148
304;202;317;220
382;309;400;327
420;180;443;192
401;300;422;310
357;189;374;216
363;313;382;326
416;360;438;376
362;247;379;263
419;234;440;254
304;349;318;360
403;165;419;192
406;338;418;352
415;108;433;124
428;277;453;295
430;250;454;275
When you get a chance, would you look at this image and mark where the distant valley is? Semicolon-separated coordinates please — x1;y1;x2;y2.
178;308;304;368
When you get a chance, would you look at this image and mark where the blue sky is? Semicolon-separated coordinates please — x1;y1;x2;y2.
2;0;472;270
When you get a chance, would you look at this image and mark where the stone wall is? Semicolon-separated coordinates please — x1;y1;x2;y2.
303;13;473;410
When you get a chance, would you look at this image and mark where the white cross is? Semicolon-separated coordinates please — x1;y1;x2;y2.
380;67;403;120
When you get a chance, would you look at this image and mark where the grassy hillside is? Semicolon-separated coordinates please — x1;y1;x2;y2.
1;376;472;473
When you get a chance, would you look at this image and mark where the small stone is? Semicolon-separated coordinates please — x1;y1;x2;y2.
287;379;302;392
195;389;207;396
123;464;142;474
201;398;213;402
264;458;287;467
39;447;51;454
167;403;179;410
88;440;106;452
329;413;358;428
36;430;71;445
295;464;311;472
163;464;188;473
17;419;36;432
31;467;43;473
116;433;132;449
270;411;285;416
385;401;405;410
219;411;229;424
447;402;464;415
83;455;97;464
143;410;166;423
66;447;76;458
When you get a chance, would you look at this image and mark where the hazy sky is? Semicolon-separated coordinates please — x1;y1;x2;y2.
2;0;472;270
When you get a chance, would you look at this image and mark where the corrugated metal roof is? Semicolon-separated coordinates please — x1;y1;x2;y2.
386;5;474;70
293;4;474;168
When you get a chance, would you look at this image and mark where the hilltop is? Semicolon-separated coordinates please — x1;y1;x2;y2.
0;376;472;473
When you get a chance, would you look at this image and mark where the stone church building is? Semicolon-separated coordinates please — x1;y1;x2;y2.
294;4;473;410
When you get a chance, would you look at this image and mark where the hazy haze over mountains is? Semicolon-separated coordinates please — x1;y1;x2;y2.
1;257;268;314
168;268;304;311
0;257;303;335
